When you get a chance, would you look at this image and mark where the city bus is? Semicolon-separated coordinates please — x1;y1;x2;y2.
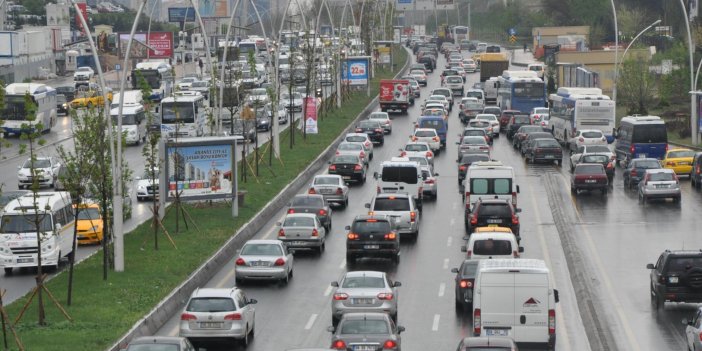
2;83;57;136
452;26;470;45
159;91;210;138
548;87;616;144
496;71;546;114
130;61;173;102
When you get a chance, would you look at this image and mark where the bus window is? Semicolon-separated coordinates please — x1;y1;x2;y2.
633;125;667;143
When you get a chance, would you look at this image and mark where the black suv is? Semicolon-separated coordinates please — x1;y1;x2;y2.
647;250;702;309
464;198;521;241
345;215;400;264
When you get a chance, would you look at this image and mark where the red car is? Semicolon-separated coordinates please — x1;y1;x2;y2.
499;110;521;130
571;163;609;195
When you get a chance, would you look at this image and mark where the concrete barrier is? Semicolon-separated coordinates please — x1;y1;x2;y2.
108;48;411;351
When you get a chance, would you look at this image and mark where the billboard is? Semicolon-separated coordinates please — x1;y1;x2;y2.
75;2;88;34
118;32;174;59
375;42;392;64
164;138;238;201
198;0;228;18
304;97;318;134
168;7;196;22
436;0;455;10
396;0;413;11
341;57;370;86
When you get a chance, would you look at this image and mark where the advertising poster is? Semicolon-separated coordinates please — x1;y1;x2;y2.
168;7;197;22
341;57;370;86
198;0;228;18
304;97;318;134
75;2;88;34
165;142;235;201
376;43;392;64
119;32;173;59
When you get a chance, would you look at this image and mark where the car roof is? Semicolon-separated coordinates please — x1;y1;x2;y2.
191;288;237;298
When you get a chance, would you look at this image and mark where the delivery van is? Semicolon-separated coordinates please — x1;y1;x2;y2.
462;161;519;210
374;159;424;209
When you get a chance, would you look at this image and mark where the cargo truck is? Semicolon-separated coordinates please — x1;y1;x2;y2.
479;53;509;82
379;79;413;114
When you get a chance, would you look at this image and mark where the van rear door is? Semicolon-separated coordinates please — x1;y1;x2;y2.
479;272;515;338
512;272;550;343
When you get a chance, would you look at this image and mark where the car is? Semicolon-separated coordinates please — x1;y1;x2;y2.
647;249;702;310
55;85;76;101
462;230;523;260
662;148;696;176
458;98;484;123
328;154;367;184
466;120;494;143
328;313;405;351
125;336;196;351
474;114;500;136
505;113;532;140
369;112;392;134
444;75;465;96
355;120;385;145
568;129;608;151
73;66;94;81
464;198;521;239
455;336;519;350
344;133;374;159
235;239;294;283
525;138;563;165
683;307;702;351
457;136;490;161
571;163;609;195
336;142;369;166
179;288;257;347
422;105;449;121
330;271;401;325
431;88;454;109
408;64;426;73
309;174;349;208
638;168;681;203
345;215;401;264
498;110;520;130
366;192;420;240
440;69;460;84
569;145;615;166
56;94;69;115
247;87;271;106
400;142;434;166
570;153;614;181
74;203;103;245
451;260;479;312
465;89;485;104
189;80;211;99
530;107;550;123
287;194;332;232
521;132;555;157
411;128;441;153
281;91;303;112
420;166;439;199
177;77;198;91
623;157;662;189
277;212;327;254
70;86;113;109
462;59;477;73
449;63;467;81
17;156;61;189
422;94;450;111
512;125;544;150
691;152;702;189
528;62;546;78
409;69;428;86
417;56;436;72
457;153;491;187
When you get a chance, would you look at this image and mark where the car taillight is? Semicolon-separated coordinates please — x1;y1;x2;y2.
630;169;637;177
548;309;556;334
578;137;584;142
377;293;394;300
411;136;418;141
319;209;327;216
459;279;473;288
333;293;348;301
274;258;285;266
470;214;477;225
354;164;363;171
400;151;407;157
466;249;472;258
607;162;614;169
355;128;363;132
332;340;346;349
485;136;490;142
674;174;680;184
235;258;246;266
360;151;366;158
512;192;517;207
541;121;546;126
329;164;337;171
384;232;397;240
336;187;344;195
365;141;371;147
410;211;416;222
335;151;340;155
473;308;481;335
459;165;467;171
287;209;295;214
383;340;397;349
630;144;635;154
308;188;316;194
699;331;702;342
465;192;470;201
433;136;439;142
278;228;285;237
375;128;384;133
424;179;434;184
347;233;359;240
696;165;701;174
479;146;489;150
426;151;433;157
312;229;319;237
224;313;242;320
181;313;197;321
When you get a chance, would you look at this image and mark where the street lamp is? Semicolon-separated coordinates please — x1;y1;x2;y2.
679;0;699;145
611;0;619;101
617;19;661;72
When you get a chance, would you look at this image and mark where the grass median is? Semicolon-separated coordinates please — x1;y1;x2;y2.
5;46;407;351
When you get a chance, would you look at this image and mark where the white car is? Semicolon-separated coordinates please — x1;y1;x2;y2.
73;66;94;81
422;94;450;111
530;107;550;123
177;77;197;91
569;145;615;165
400;141;434;166
568;129;608;151
246;88;271;106
135;168;159;201
462;59;477;73
336;142;369;165
265;103;288;124
281;92;303;112
475;113;500;136
17;156;61;189
411;128;441;153
368;112;392;134
344;133;374;159
421;166;439;199
179;288;257;345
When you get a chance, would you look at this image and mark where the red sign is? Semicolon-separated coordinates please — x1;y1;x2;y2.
304;97;318;134
147;32;174;58
75;3;88;34
118;32;174;59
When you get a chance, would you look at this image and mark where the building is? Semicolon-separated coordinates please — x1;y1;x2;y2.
532;26;590;52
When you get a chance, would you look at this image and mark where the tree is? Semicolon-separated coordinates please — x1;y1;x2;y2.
618;57;657;114
0;82;12;159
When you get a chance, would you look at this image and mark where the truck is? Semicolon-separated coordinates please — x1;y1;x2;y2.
379;79;412;114
479;52;509;82
412;25;426;37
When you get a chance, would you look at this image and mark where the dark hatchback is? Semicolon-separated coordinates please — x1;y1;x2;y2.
520;132;555;156
624;157;665;189
451;260;479;311
355;120;385;145
572;153;615;181
287;194;332;231
345;215;400;264
418;56;436;72
464;198;521;240
506;114;532;139
56;94;69;115
526;138;563;165
513;125;545;150
55;85;76;102
328;154;366;184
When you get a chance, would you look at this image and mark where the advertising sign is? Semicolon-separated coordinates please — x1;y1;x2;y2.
168;7;196;22
164;138;238;201
304;97;318;134
396;0;413;11
198;0;228;18
341;57;370;86
75;2;88;34
435;0;455;10
375;42;392;64
119;32;174;59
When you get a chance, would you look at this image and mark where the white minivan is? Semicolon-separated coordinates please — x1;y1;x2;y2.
462;230;523;259
462;161;519;210
110;105;147;145
374;159;424;209
472;259;559;349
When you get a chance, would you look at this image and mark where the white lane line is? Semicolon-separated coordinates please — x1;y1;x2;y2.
431;314;440;331
447;236;453;247
168;322;179;336
324;285;333;297
262;220;281;239
452;202;457;210
339;259;346;269
442;258;449;269
450;218;456;226
215;267;237;288
304;314;318;330
438;283;445;297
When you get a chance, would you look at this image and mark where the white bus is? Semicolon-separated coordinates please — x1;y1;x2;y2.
110;104;146;145
159;91;210;138
2;83;58;136
0;192;75;274
548;87;616;144
130;61;173;102
452;26;470;44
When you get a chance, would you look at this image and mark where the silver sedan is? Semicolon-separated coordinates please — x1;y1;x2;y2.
330;271;401;326
235;239;294;284
421;166;439;200
309;175;349;208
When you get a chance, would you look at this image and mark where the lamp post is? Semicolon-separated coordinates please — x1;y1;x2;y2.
679;0;699;145
617;19;661;72
610;0;619;101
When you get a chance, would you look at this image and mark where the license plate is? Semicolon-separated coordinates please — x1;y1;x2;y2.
342;176;351;180
352;298;374;304
291;241;308;246
637;153;647;158
320;189;334;194
364;245;380;249
655;184;669;189
199;322;223;329
250;261;267;266
486;328;509;336
487;224;499;227
585;179;596;183
17;258;33;263
545;155;555;159
353;346;375;351
487;219;502;224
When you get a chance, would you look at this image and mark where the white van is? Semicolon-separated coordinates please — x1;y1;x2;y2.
462;161;519;210
0;192;75;274
462;231;523;259
472;259;559;348
374;159;424;208
110;104;146;145
483;77;499;104
111;90;143;109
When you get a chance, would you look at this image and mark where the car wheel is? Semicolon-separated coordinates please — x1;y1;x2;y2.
241;325;249;346
235;276;243;285
601;188;607;195
346;253;355;265
392;253;400;264
571;187;577;195
3;267;11;275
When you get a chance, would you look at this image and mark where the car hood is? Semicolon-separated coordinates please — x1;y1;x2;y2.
137;178;158;188
19;167;51;176
77;218;103;232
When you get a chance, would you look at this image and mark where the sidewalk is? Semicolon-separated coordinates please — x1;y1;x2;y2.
510;48;538;67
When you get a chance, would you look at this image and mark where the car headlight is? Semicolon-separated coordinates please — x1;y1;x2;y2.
0;246;7;254
62;103;68;109
138;185;146;190
41;244;53;253
129;130;136;135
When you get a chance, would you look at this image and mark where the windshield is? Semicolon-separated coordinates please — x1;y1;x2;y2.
240;243;283;256
447;77;462;84
463;137;487;145
333;155;359;164
340;320;389;335
381;166;418;184
632;124;667;143
405;144;428;151
77;208;100;220
418;119;445;129
283;216;315;227
473;239;513;255
466;92;482;99
581;155;609;163
338;143;362;151
584;145;610;153
513;82;544;98
408;157;428;166
346;136;367;143
460;154;491;164
464;103;482;110
359;121;380;128
649;172;675;181
3;95;31;121
373;198;411;211
291;196;323;207
575;164;604;174
415;130;436;137
477;115;497;122
1;214;53;233
529;65;543;72
581;131;603;138
187;297;235;313
669;150;695;158
161;102;195;124
342;276;386;288
352;220;392;234
534;107;549;114
632;160;661;168
22;159;51;168
314;177;339;185
535;139;560;148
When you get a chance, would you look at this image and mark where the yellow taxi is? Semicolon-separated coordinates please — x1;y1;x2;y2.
661;148;696;175
421;107;449;122
473;226;514;234
74;203;103;245
70;87;113;109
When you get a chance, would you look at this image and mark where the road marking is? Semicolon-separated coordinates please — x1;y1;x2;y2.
324;285;333;297
447;236;453;247
168;322;179;336
215;267;237;288
450;218;455;226
438;283;445;297
304;314;318;330
339;259;346;269
442;258;449;269
431;314;440;331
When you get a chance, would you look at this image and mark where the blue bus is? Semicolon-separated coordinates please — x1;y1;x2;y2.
549;87;616;144
496;71;546;114
614;115;668;166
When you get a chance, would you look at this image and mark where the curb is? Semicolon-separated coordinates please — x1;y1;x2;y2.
108;48;411;351
669;141;702;151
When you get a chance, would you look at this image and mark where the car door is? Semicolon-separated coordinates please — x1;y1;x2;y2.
237;291;255;330
687;310;702;349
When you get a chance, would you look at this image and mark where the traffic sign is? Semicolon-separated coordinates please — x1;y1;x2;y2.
508;28;516;36
509;35;517;44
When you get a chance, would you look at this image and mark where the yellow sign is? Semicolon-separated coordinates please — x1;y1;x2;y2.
509;35;517;44
241;106;255;120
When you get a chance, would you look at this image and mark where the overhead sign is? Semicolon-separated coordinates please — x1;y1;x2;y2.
396;0;413;11
304;97;318;134
164;137;239;201
435;0;455;10
168;7;196;22
341;57;370;86
118;32;174;59
415;0;433;10
198;0;228;18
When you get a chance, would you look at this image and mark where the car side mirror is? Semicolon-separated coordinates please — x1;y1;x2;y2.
460;246;467;252
327;326;335;333
516;185;520;193
345;225;351;230
393;281;402;287
248;298;258;305
451;268;459;273
397;326;406;333
373;172;379;179
364;203;370;208
646;263;655;269
554;289;560;303
331;281;339;287
515;208;522;213
518;247;524;253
